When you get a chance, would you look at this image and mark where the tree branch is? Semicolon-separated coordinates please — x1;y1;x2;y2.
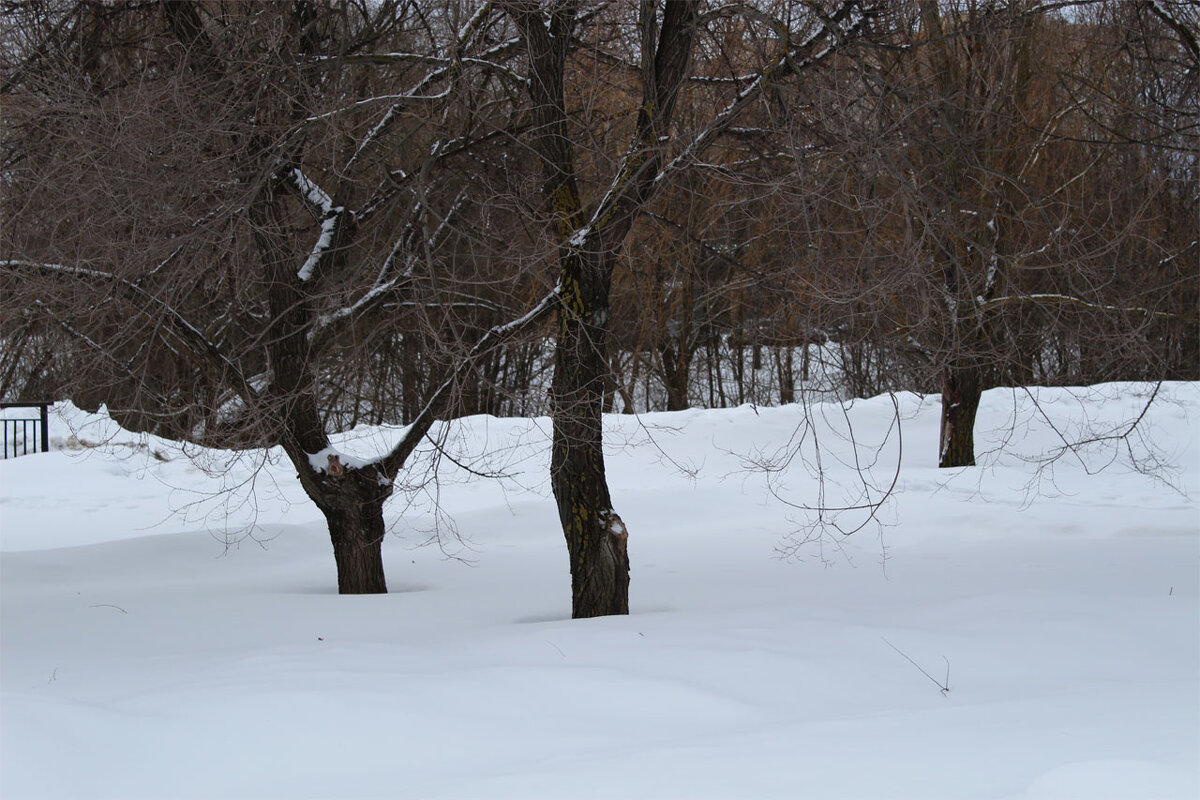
1;260;260;407
377;285;558;479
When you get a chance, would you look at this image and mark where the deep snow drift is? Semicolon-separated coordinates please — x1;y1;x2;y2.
2;384;1197;800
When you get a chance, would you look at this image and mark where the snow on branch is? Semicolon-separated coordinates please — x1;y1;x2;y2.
283;168;349;283
311;23;522;143
458;0;495;42
1;259;115;280
426;191;468;249
306;88;452;123
32;298;185;412
297;213;341;283
132;244;186;287
1158;239;1198;267
288;168;334;217
342;36;524;176
561;2;865;252
689;73;762;84
32;298;122;366
377;284;560;479
650;0;866;190
979;293;1186;320
345;105;402;176
1146;0;1200;72
311;267;411;336
310;188;469;340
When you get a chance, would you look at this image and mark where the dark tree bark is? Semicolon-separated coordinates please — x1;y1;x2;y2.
504;0;698;617
775;347;795;405
251;181;394;593
552;251;630;614
660;339;692;411
322;470;392;595
938;364;982;468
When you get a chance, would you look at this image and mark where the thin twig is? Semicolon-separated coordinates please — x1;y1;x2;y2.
883;637;950;696
88;604;128;614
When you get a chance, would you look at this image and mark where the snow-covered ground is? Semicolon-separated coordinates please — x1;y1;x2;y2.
2;384;1197;800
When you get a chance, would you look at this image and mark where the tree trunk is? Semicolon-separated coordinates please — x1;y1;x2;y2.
551;251;630;618
939;364;982;468
504;0;698;618
660;341;691;411
250;182;395;593
713;334;728;407
327;502;388;595
775;347;795;405
306;466;393;594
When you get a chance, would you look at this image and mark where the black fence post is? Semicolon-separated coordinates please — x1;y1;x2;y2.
1;402;53;458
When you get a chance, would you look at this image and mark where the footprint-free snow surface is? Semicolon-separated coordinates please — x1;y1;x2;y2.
2;384;1197;799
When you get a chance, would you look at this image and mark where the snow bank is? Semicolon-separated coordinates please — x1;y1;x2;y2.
1;385;1196;799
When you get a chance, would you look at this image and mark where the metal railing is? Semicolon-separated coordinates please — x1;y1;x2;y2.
1;402;51;459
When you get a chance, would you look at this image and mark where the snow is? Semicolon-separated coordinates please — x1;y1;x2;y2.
306;88;452;123
305;446;374;476
297;213;341;283
2;385;1197;799
289;168;335;217
457;2;491;42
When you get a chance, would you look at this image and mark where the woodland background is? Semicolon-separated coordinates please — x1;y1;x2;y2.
1;1;1196;614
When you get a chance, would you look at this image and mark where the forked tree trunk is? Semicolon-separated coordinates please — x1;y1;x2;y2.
939;364;982;468
295;462;396;594
505;0;699;618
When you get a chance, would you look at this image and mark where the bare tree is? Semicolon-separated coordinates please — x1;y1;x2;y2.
1;0;551;593
497;0;870;617
764;0;1198;467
